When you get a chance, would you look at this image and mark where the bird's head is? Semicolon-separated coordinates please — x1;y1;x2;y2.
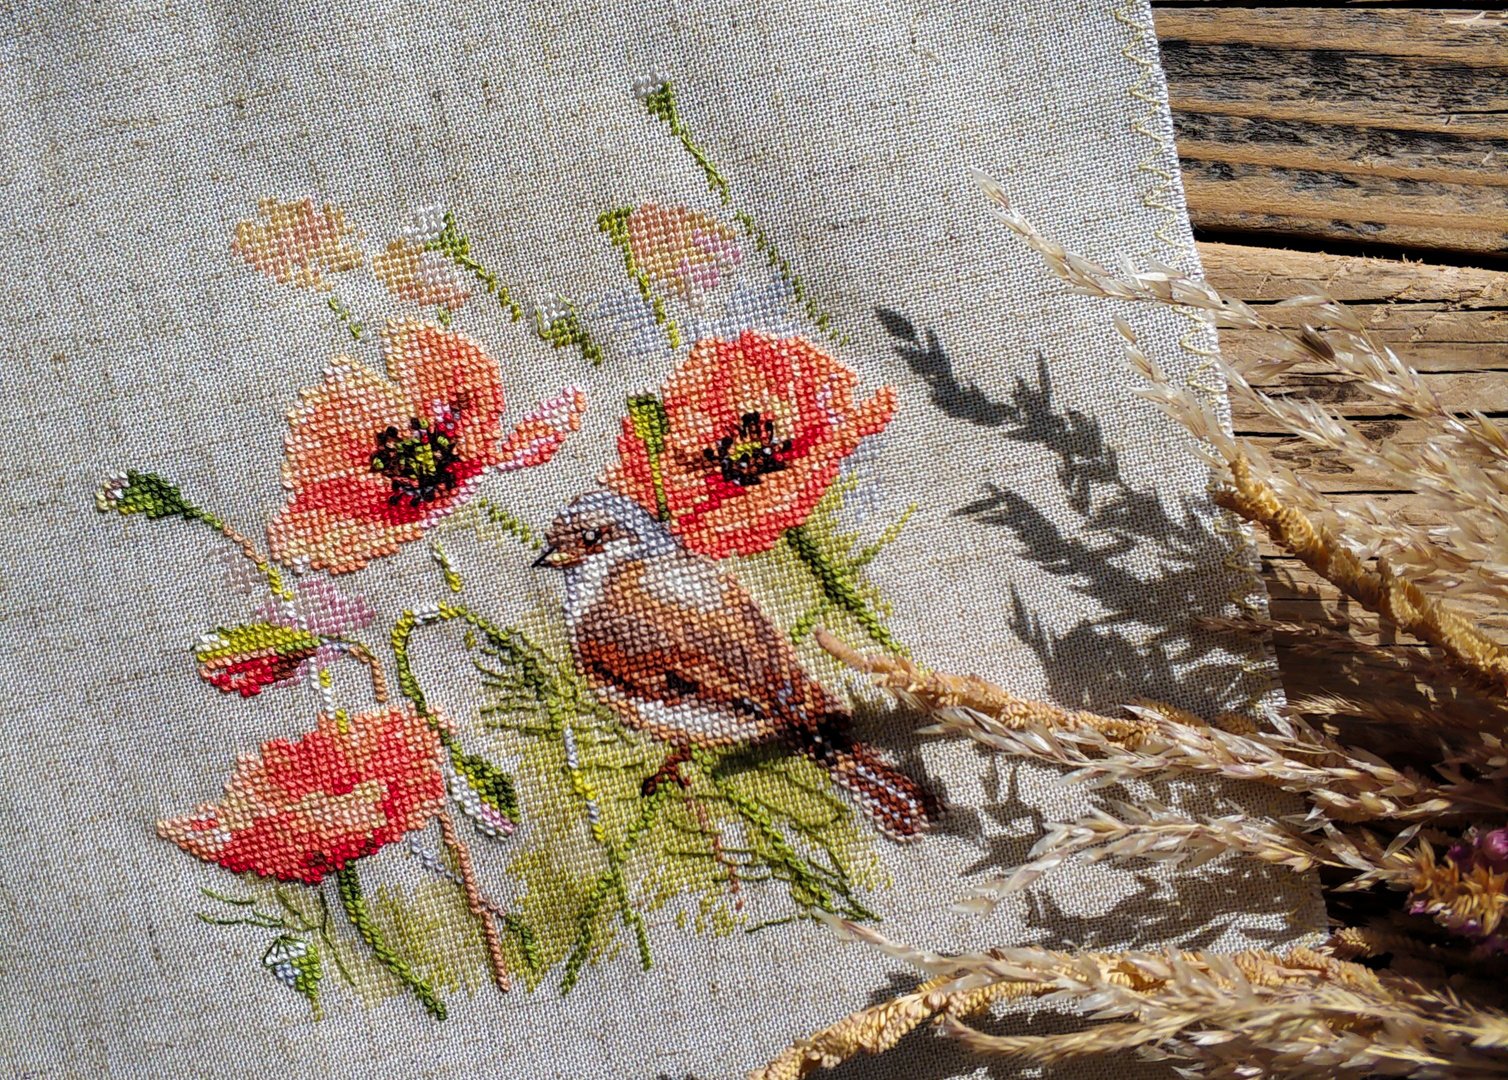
534;490;677;571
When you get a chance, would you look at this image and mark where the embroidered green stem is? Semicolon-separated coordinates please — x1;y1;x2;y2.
733;210;846;343
559;790;667;994
784;524;905;654
334;863;446;1020
790;503;916;644
197;886;357;989
426;212;524;322
96;470;292;598
392;603;557;741
639;79;730;204
626;394;672;521
598;207;681;351
325;294;364;340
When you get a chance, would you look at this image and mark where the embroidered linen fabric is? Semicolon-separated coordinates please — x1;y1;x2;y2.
0;1;1324;1076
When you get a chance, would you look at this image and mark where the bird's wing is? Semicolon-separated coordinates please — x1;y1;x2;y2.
574;555;839;743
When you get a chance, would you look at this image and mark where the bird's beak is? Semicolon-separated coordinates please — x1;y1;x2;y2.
532;544;574;570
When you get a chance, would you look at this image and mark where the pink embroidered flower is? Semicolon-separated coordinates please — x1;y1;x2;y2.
627;204;742;307
495;385;589;472
605;330;896;558
231;197;365;290
267;320;585;573
157;707;445;885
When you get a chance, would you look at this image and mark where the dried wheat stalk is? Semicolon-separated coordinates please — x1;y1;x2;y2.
757;184;1508;1079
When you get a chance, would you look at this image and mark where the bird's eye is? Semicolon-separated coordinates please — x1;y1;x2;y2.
582;528;604;547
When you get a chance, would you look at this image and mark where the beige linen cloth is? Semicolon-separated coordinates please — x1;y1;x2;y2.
0;0;1322;1076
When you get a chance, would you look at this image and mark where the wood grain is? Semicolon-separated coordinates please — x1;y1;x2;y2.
1200;240;1508;699
1157;9;1508;256
1202;240;1508;478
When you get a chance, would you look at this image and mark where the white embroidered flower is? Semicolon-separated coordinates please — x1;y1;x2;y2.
399;205;448;246
94;471;129;512
532;294;571;325
262;937;310;989
632;70;669;103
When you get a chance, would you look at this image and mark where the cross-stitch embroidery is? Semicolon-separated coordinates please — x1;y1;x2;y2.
95;75;931;1020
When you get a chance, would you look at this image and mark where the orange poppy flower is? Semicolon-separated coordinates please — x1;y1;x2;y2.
605;330;896;558
157;707;445;885
268;320;584;573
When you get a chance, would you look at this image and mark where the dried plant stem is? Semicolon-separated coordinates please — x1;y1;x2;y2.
754;922;1508;1079
1218;455;1508;694
819;633;1504;828
437;809;510;993
749;972;1018;1080
814;629;1153;744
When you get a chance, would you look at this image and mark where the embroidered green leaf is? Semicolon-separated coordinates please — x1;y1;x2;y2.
448;746;520;837
627;394;672;521
423;211;470;260
95;470;204;521
430;540;463;593
534;302;604;367
370;881;488;998
196;623;323;664
263;936;323;1016
785;524;905;655
95;470;292;598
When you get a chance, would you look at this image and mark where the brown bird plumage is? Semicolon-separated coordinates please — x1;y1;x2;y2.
537;490;936;839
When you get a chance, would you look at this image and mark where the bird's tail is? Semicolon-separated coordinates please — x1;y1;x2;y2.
822;741;936;840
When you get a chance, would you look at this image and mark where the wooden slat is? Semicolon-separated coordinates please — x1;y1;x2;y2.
1197;241;1508;305
1198;241;1508;435
1157;9;1508;256
1267;558;1508;631
1200;240;1508;699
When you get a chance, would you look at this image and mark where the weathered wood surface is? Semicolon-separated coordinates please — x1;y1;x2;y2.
1200;239;1508;688
1157;8;1508;257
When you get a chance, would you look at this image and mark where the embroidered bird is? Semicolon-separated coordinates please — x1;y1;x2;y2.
535;490;936;840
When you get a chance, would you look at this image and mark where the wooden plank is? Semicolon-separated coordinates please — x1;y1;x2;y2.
1266;558;1508;632
1195;242;1508;433
1230;371;1508;432
1196;241;1508;305
1156;9;1508;256
1199;242;1508;682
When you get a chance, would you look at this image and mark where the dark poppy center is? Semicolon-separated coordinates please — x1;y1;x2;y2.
704;411;791;487
371;409;462;508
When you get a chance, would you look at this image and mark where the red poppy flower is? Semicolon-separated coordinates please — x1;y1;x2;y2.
157;707;445;885
605;330;896;558
267;320;584;573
